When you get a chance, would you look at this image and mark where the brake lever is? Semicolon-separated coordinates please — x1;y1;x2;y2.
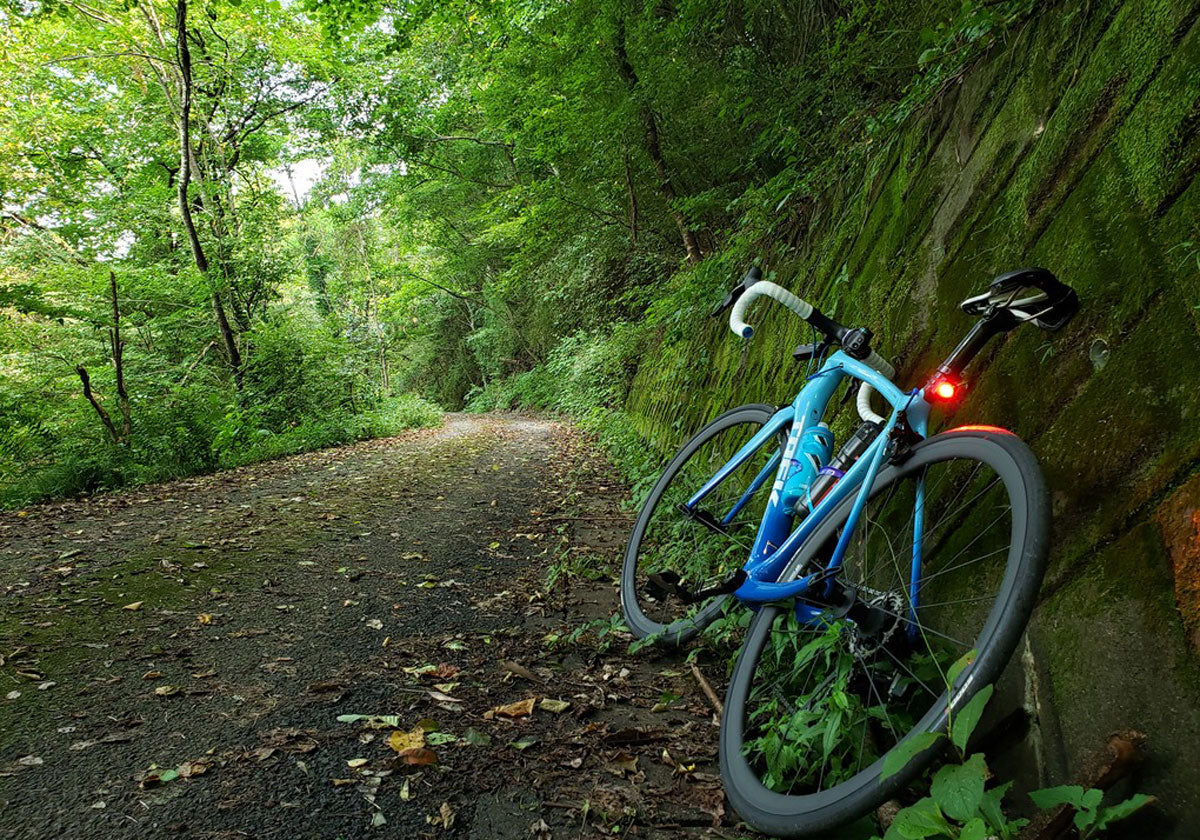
792;342;829;362
711;266;763;318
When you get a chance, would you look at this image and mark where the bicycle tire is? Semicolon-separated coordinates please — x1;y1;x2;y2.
719;427;1050;837
621;403;785;646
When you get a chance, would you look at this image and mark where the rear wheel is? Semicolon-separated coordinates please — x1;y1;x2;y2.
720;428;1050;837
621;404;787;645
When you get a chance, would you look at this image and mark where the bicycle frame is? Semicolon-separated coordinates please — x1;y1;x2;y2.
683;350;932;614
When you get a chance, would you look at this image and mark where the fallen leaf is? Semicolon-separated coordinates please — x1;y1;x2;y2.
464;728;491;747
17;755;42;766
122;601;143;611
5;691;19;700
371;811;387;827
154;685;179;697
142;671;162;680
347;758;369;768
365;618;383;630
197;613;213;625
337;714;400;729
397;747;437;766
398;778;413;801
487;697;535;719
539;698;570;714
439;801;455;828
426;689;462;704
387;728;425;753
508;736;538;751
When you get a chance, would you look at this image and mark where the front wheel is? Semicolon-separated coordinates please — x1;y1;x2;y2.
720;427;1050;837
621;404;787;646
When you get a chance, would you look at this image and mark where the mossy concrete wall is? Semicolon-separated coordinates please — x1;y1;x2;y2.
625;0;1200;831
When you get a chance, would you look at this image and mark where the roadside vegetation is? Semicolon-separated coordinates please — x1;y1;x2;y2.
0;0;1033;506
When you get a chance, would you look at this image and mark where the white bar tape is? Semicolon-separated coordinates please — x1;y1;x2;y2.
856;382;886;424
861;350;896;380
729;281;815;338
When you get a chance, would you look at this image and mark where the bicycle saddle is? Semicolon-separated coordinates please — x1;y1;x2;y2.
960;267;1078;331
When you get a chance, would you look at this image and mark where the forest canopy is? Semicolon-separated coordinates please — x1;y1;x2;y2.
0;0;1031;505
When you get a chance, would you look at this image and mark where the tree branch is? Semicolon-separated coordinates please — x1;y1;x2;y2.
75;365;120;444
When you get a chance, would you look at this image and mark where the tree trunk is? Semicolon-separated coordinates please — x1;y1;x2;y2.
108;271;131;441
614;20;701;264
175;0;242;382
622;147;640;246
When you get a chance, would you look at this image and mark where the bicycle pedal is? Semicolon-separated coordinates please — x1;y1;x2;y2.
686;569;748;603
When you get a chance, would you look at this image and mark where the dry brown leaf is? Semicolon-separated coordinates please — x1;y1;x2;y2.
486;697;536;719
176;760;208;778
499;660;540;683
397;747;438;766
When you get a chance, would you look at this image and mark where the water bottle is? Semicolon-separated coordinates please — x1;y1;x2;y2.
781;423;833;514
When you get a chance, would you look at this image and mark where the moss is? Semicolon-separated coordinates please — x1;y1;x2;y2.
1033;521;1200;788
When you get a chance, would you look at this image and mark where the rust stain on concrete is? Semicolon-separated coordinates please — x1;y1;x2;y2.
1157;473;1200;655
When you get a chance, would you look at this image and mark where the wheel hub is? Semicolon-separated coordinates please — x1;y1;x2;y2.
846;588;906;657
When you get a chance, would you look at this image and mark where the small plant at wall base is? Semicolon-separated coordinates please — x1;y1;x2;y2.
872;688;1154;840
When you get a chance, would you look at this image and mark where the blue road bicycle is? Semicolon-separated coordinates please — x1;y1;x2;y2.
621;266;1079;837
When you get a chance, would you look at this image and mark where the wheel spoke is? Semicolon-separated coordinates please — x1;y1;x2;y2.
728;440;1045;829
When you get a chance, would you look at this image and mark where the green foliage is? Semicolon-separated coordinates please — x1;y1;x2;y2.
0;0;444;506
1028;787;1156;838
876;753;1152;840
873;681;1150;840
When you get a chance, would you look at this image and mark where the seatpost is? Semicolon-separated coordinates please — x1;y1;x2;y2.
929;308;1017;385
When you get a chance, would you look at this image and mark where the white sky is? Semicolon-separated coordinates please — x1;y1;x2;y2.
270;158;326;206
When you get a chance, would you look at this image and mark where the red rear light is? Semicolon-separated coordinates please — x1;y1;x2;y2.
927;374;963;403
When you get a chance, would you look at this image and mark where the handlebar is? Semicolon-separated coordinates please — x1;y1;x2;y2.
727;278;896;381
729;280;813;338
